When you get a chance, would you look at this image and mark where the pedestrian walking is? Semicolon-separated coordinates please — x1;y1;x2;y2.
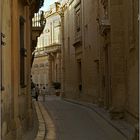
35;84;39;101
45;85;49;95
42;86;46;102
31;87;36;99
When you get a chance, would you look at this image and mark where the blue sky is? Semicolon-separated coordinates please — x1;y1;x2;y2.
40;0;60;11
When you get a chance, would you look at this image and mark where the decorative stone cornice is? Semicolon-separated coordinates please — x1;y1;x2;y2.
73;40;82;48
33;44;61;58
101;0;108;9
30;0;44;17
56;2;68;17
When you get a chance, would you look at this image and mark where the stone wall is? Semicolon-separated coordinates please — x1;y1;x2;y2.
1;0;36;139
62;0;139;126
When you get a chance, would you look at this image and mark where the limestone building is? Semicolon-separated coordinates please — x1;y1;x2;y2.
0;0;45;139
31;2;62;92
61;0;139;138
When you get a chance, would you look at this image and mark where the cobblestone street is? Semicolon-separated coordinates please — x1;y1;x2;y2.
41;96;127;140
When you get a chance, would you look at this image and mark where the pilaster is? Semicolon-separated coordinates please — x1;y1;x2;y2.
48;54;53;89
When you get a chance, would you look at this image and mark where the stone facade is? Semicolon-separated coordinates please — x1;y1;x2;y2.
31;2;62;93
0;0;44;139
61;0;139;130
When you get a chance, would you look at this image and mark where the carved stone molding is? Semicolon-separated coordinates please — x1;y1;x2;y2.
73;40;82;59
101;0;108;9
44;44;61;53
100;0;109;19
73;40;82;48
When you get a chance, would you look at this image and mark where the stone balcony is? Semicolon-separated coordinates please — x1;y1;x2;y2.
32;11;46;52
34;44;61;58
44;44;61;53
31;11;46;65
98;18;110;36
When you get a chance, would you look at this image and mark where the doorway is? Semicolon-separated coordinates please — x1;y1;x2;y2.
77;60;82;97
104;44;111;109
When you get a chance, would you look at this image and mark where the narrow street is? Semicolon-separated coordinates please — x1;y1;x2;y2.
1;0;139;139
41;96;127;140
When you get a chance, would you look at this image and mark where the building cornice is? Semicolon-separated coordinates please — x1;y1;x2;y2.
30;0;44;17
45;11;60;18
69;0;74;5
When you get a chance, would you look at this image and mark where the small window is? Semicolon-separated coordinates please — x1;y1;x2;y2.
34;64;39;68
40;63;44;67
74;2;81;41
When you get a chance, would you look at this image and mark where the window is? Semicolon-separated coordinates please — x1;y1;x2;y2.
54;27;59;43
20;16;26;87
74;2;81;41
34;64;39;68
75;10;80;32
40;63;44;67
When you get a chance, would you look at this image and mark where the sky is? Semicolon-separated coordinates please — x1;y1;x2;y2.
40;0;60;11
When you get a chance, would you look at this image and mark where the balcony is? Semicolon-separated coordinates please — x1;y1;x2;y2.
32;11;46;52
31;11;46;66
44;44;61;53
98;18;110;36
34;44;61;58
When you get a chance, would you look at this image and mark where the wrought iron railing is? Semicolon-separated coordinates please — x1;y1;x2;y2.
32;11;46;28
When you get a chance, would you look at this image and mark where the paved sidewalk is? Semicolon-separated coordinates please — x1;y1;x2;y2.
22;98;56;140
34;101;46;140
22;100;39;140
42;95;128;140
38;102;56;140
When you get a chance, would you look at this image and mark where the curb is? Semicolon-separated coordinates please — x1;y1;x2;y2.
38;102;56;140
63;98;135;140
34;101;46;140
